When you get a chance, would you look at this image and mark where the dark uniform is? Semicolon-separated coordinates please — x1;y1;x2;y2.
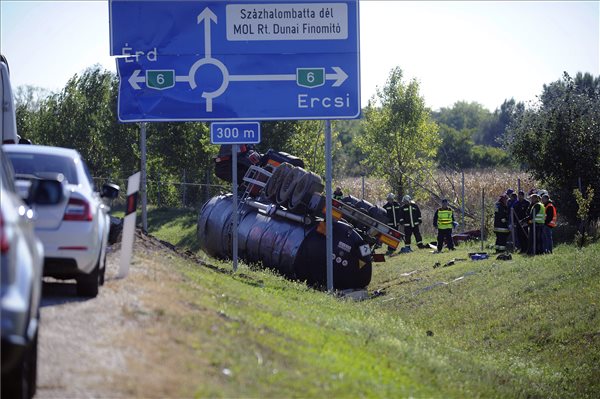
399;196;423;249
383;194;402;255
513;192;530;253
526;194;545;255
493;196;510;252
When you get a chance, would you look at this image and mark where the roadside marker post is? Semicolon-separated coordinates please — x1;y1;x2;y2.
119;171;141;278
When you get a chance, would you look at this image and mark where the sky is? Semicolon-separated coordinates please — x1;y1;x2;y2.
1;0;599;112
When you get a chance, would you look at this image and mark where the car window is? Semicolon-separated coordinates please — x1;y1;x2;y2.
81;159;95;190
7;152;79;184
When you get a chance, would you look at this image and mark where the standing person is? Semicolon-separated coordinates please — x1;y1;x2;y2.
506;189;517;207
399;195;424;252
542;193;557;254
383;193;402;255
333;186;344;200
433;198;455;253
493;194;510;252
513;190;530;253
525;192;545;255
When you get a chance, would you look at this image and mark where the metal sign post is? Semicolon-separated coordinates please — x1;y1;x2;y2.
210;122;261;272
140;122;148;233
231;144;238;271
325;120;333;292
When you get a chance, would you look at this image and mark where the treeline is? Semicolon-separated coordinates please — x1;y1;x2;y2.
14;65;600;223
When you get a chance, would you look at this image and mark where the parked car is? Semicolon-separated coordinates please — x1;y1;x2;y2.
4;145;119;297
1;147;64;398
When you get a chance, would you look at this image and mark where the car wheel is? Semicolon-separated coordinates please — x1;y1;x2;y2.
99;253;107;286
76;260;100;297
1;329;37;399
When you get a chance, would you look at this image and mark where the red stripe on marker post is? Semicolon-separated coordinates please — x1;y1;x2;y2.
126;192;139;216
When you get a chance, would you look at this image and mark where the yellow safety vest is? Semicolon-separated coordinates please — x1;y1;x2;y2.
532;203;545;224
437;209;453;229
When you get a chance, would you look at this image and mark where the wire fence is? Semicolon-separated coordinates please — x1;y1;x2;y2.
93;168;595;247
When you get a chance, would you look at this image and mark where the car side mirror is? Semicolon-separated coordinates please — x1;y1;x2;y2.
101;183;120;199
28;179;64;206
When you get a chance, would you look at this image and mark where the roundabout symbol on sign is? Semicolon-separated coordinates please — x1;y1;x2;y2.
126;7;349;113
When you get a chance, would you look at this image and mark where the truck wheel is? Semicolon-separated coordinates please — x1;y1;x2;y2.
76;260;100;298
99;254;107;286
289;172;323;214
264;163;292;201
277;167;305;207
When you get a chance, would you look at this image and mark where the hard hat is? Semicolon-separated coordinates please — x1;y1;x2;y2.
402;195;411;202
387;193;395;200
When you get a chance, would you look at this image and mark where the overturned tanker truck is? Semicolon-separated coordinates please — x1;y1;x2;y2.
197;145;403;290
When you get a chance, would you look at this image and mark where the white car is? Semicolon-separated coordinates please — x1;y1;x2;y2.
4;145;119;297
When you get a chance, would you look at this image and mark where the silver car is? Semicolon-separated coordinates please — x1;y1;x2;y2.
4;145;119;297
1;147;64;398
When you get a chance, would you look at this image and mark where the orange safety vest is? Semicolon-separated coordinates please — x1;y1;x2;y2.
546;202;557;228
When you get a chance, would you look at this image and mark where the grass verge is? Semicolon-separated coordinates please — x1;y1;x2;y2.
142;207;599;398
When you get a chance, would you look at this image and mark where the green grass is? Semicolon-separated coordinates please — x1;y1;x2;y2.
145;207;600;398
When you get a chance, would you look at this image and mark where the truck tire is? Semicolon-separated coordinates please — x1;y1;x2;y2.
264;163;292;201
276;167;305;207
289;172;323;214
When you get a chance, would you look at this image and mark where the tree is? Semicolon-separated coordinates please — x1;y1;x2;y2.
432;101;492;132
504;72;600;221
357;67;440;198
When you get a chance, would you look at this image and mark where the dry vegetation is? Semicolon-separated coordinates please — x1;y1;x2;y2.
335;169;538;236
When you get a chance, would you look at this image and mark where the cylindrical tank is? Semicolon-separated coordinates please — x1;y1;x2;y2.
198;194;372;289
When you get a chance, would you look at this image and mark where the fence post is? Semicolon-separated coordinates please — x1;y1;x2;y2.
361;174;365;200
461;170;465;232
204;169;211;205
480;188;485;251
182;169;187;208
157;171;161;208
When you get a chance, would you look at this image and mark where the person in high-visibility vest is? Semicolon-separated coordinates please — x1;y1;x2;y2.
433;198;456;253
333;186;344;200
493;194;510;252
383;193;402;255
542;193;557;254
514;190;530;254
526;192;545;255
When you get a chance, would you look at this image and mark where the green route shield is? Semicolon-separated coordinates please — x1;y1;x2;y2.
296;68;325;88
146;70;175;90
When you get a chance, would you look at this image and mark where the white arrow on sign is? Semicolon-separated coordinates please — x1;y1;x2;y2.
229;67;348;87
198;8;217;58
128;69;145;90
129;66;348;91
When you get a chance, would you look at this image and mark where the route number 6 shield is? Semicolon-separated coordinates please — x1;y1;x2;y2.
146;70;175;90
297;68;325;88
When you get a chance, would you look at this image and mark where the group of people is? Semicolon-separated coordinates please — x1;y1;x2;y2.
493;188;557;255
333;185;558;256
383;194;458;255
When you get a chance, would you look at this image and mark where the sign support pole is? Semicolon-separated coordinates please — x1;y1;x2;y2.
232;144;239;272
325;120;333;292
140;122;148;233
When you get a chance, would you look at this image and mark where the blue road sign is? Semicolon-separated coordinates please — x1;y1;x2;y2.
211;122;261;144
109;0;360;122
